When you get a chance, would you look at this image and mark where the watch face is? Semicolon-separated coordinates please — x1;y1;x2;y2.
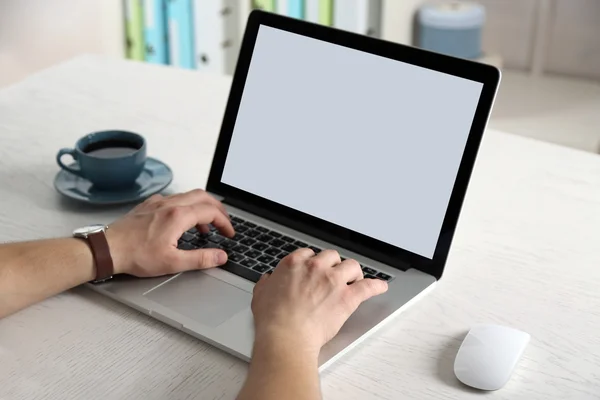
73;224;106;236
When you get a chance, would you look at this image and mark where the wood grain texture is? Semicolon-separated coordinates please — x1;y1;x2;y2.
1;55;600;399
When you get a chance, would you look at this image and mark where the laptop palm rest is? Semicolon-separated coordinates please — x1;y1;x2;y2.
145;271;251;328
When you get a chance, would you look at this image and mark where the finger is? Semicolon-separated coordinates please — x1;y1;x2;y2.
166;189;229;217
173;248;228;271
310;249;341;268
348;277;388;305
174;204;235;238
281;248;315;266
334;259;364;284
253;273;270;294
146;193;164;204
198;224;210;234
157;191;230;231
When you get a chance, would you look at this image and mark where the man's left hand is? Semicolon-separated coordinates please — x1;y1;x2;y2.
106;189;234;277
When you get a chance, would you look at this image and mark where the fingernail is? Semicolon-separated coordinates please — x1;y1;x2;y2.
215;251;227;265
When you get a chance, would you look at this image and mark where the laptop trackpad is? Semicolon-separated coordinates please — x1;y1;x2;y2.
145;271;251;328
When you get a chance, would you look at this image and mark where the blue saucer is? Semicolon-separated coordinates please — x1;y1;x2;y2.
54;157;173;205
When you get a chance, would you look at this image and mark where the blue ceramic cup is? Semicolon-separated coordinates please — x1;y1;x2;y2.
56;130;147;190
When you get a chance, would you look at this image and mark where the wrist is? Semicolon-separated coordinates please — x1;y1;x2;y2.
254;325;321;361
252;335;319;374
104;227;128;275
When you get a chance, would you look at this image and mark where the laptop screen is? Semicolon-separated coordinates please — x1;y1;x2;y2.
221;25;484;259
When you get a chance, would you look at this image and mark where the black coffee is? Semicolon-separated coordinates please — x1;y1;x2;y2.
83;140;141;158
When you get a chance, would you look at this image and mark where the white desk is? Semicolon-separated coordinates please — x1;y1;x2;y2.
1;55;599;400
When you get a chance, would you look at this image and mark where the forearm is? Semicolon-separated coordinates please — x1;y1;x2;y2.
0;238;95;318
237;337;321;400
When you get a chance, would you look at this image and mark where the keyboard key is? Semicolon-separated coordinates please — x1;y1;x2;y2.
362;266;377;275
276;252;289;260
244;222;257;228
309;246;321;253
282;244;298;253
241;258;258;268
376;272;391;281
181;232;195;242
232;245;249;254
240;238;256;246
269;260;279;267
265;247;281;256
257;226;269;233
245;230;261;238
208;235;226;244
232;216;244;223
220;261;261;283
281;235;294;243
269;231;282;238
294;240;308;247
256;234;273;243
191;237;207;248
187;227;199;235
364;274;377;279
245;250;261;259
203;242;222;249
179;242;195;250
229;253;245;263
252;242;269;251
269;239;286;248
231;233;245;241
209;225;217;232
257;255;274;264
221;240;237;249
253;264;271;273
236;225;249;234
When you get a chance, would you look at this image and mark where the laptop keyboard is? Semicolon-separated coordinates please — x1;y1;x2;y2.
177;214;394;283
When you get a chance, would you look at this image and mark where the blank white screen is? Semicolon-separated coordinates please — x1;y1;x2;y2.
222;26;483;258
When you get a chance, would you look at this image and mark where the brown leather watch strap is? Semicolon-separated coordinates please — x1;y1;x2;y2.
87;231;114;282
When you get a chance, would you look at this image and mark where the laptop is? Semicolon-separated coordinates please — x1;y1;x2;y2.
90;10;500;370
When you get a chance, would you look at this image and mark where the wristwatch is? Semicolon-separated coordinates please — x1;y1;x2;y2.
73;224;114;283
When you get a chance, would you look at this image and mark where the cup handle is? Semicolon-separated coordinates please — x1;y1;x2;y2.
56;148;83;177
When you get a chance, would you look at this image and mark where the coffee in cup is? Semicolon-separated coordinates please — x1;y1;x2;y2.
56;130;147;190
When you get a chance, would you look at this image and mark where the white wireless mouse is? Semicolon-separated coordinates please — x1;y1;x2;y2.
454;324;530;391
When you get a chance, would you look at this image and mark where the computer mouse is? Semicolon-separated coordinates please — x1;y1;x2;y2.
454;324;530;391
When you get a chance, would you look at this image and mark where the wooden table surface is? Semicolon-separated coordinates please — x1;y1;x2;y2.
1;55;599;400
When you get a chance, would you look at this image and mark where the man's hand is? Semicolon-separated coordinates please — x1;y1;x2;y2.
0;189;233;318
253;248;388;355
237;249;388;400
107;189;234;277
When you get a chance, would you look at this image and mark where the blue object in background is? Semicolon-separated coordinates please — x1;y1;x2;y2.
167;0;196;69
418;2;485;60
144;0;169;64
288;0;304;19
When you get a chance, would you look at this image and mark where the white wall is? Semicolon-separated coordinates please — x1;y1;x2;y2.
0;0;124;87
545;0;600;80
479;0;600;79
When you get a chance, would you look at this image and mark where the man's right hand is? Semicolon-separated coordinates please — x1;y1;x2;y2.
251;249;389;356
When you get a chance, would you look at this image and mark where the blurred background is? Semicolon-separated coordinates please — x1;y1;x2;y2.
1;0;599;153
